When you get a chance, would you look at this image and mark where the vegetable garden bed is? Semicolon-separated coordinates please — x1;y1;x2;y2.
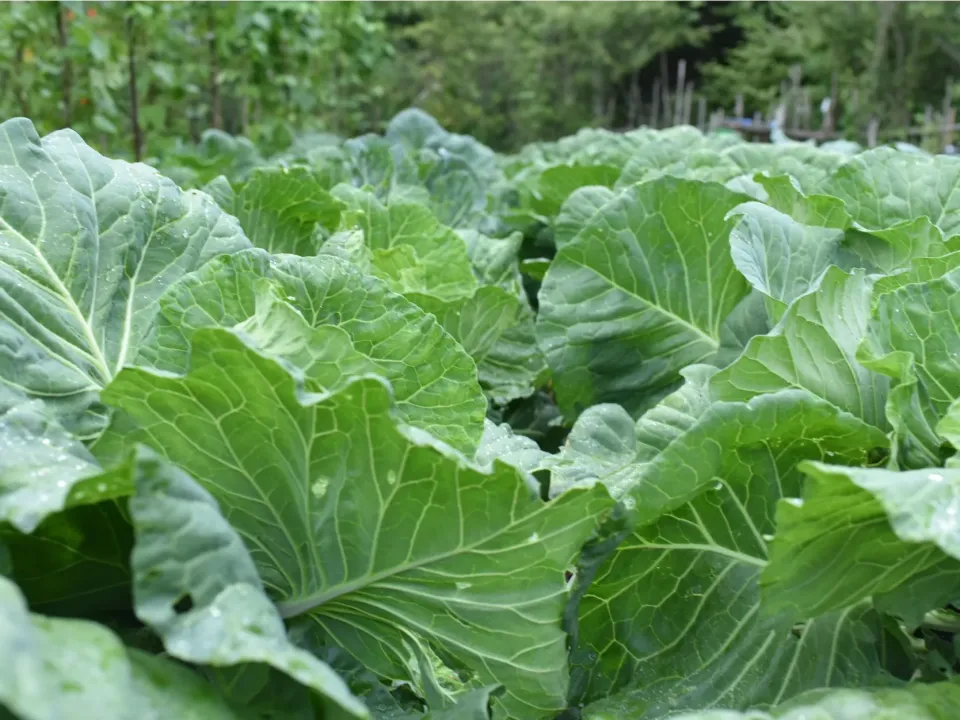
3;109;960;719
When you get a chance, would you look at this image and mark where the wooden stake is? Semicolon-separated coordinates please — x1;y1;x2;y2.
651;78;661;129
867;117;879;148
675;59;686;126
683;83;694;125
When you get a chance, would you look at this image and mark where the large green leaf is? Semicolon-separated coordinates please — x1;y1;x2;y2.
860;270;960;415
614;127;715;188
211;167;344;254
711;268;889;428
475;419;548;481
544;403;638;498
570;391;889;714
545;364;718;498
858;269;960;466
411;288;545;405
129;448;367;718
725;145;848;193
2;499;133;618
554;186;615;249
844;218;957;276
332;186;478;302
0;117;250;441
0;401;103;532
750;174;849;227
0;575;246;720
537;177;752;418
232;283;381;395
821;148;960;236
137;249;485;454
0;404;134;614
531;164;620;220
104;328;613;720
761;462;960;625
727;201;846;308
459;230;524;296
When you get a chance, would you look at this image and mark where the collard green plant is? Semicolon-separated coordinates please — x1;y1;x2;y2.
6;108;960;720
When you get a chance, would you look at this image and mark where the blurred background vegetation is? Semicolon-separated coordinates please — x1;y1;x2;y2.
4;1;960;158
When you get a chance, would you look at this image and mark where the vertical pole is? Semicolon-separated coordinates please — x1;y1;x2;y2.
943;78;954;151
682;83;694;125
867;117;879;148
825;71;838;132
674;59;686;126
651;78;661;129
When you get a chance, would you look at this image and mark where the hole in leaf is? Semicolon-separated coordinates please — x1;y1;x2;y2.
173;594;194;614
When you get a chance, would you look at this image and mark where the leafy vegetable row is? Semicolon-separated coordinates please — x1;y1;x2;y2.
3;110;960;720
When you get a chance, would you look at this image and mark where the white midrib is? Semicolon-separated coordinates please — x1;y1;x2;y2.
0;216;112;384
275;508;583;619
574;260;720;349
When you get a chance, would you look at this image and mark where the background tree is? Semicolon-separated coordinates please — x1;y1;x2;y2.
4;1;960;155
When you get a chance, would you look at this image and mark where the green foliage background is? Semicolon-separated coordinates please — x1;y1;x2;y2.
5;1;960;157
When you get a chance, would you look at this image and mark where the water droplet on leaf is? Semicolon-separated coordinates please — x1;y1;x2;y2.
311;477;329;499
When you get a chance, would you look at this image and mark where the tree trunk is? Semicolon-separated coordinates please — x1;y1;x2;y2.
208;5;222;130
126;13;143;161
56;3;73;127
